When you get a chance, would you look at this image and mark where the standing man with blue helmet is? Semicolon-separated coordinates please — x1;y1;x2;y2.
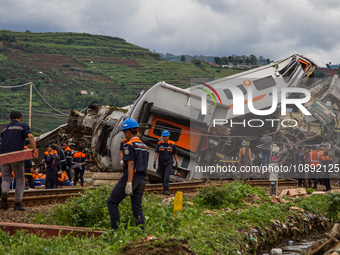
107;118;149;230
153;130;178;195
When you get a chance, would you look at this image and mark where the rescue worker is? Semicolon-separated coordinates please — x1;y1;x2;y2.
261;130;272;168
62;142;73;183
72;145;87;187
57;170;72;186
0;111;37;211
238;141;252;167
153;130;178;195
309;146;323;189
295;146;306;187
107;118;149;230
42;145;49;164
24;140;35;189
45;144;59;189
35;164;46;185
56;144;67;172
322;151;332;191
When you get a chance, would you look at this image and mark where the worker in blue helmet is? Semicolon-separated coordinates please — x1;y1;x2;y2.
153;130;178;195
107;118;149;230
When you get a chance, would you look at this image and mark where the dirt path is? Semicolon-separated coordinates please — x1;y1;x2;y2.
0;205;54;223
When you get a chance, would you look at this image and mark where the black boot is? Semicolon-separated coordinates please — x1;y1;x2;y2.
14;203;26;211
2;192;8;210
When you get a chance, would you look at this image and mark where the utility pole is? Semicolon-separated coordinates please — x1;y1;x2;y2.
29;82;33;128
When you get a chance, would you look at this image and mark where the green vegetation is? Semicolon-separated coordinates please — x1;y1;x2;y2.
0;30;243;133
325;192;340;223
19;182;330;254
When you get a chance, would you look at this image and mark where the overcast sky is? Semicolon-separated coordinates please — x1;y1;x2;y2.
1;0;340;67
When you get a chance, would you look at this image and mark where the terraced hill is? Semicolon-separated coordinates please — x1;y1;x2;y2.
0;30;242;133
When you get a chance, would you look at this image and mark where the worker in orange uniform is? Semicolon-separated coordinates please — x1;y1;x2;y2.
57;170;72;186
309;146;323;189
238;140;252;167
321;151;332;191
153;130;178;195
45;144;59;189
107;118;149;230
62;142;73;183
72;145;87;187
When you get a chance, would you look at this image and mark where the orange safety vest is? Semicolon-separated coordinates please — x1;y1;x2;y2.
309;150;322;166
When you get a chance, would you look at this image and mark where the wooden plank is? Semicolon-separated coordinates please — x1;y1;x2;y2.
0;222;105;238
0;149;38;165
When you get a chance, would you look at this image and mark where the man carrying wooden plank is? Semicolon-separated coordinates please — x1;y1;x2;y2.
0;111;37;211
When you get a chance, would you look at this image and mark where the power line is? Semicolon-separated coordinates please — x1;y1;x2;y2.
32;83;69;116
0;82;31;88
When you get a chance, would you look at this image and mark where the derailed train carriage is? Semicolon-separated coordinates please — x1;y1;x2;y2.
37;54;340;181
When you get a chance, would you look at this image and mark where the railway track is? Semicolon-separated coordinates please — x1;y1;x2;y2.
0;179;298;208
145;179;298;193
1;188;84;209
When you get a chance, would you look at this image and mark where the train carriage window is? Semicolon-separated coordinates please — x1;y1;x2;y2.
279;58;299;82
223;84;247;99
252;76;276;91
298;59;309;71
153;121;182;142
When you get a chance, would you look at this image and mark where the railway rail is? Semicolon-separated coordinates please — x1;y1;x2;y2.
0;179;298;208
145;179;298;193
1;188;84;209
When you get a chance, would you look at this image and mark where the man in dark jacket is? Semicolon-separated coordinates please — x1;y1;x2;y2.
107;118;149;230
62;142;73;182
45;144;59;189
295;146;306;186
72;145;87;187
153;130;178;195
0;111;37;211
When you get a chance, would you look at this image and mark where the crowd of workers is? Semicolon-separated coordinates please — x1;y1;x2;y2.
0;111;91;211
0;111;176;232
237;130;333;191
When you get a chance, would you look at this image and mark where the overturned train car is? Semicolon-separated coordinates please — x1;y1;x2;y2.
37;54;320;180
91;54;318;180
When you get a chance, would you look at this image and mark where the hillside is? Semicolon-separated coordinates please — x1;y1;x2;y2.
0;30;242;133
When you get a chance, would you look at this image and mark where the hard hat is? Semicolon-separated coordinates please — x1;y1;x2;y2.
161;130;170;137
242;140;246;146
58;170;63;175
122;118;139;131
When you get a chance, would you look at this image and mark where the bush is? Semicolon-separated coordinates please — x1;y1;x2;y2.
194;182;268;209
326;192;340;223
34;186;112;228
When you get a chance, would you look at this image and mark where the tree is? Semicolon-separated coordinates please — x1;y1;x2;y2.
191;59;201;66
180;55;186;62
249;54;258;65
214;57;221;65
228;56;234;65
258;56;264;65
221;57;228;65
241;55;246;65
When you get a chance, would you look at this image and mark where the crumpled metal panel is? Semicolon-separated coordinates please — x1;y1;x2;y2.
328;75;340;101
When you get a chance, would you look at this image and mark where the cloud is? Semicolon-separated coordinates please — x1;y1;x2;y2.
0;0;339;66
